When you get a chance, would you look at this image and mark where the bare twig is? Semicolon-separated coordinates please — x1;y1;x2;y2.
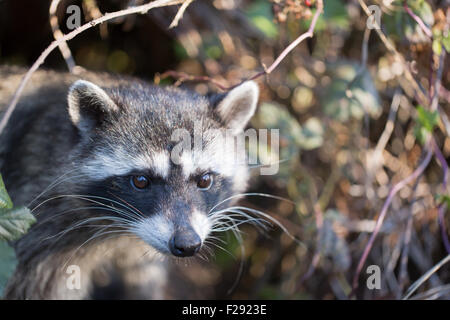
49;0;76;72
350;147;433;297
374;92;402;156
430;50;449;254
157;70;230;90
83;0;108;38
169;0;194;29
366;91;401;202
403;0;433;39
249;0;323;80
397;174;422;298
0;0;186;136
403;254;450;300
409;284;450;300
432;139;450;254
357;0;428;106
160;0;324;90
297;203;323;287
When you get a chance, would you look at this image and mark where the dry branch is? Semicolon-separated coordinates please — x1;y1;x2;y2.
49;0;76;72
350;147;434;297
0;0;187;136
161;0;324;90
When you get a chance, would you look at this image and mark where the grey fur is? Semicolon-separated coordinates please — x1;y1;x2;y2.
0;66;258;299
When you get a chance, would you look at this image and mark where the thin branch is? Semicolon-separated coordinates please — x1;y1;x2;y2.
169;0;194;29
403;254;450;300
357;0;428;106
49;0;76;72
430;50;449;254
432;139;450;254
366;90;401;203
249;0;323;80
160;0;324;90
397;178;420;298
157;70;229;90
350;146;434;298
0;0;186;136
374;91;401;156
403;0;433;39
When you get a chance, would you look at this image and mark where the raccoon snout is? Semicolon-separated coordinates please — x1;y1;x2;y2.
169;229;202;257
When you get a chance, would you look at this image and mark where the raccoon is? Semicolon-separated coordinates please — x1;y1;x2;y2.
0;66;259;299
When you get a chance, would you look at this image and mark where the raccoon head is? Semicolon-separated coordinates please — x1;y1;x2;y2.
67;79;259;257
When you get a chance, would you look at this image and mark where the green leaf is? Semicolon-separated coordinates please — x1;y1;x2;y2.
319;210;351;272
299;117;324;150
0;206;36;242
245;0;278;38
0;240;17;297
305;0;349;32
384;0;434;44
322;0;349;29
416;105;439;132
432;39;442;55
321;62;381;121
414;105;439;144
0;175;13;210
436;194;450;207
256;102;324;151
442;32;450;52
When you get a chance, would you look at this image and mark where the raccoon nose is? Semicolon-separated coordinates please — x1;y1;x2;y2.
169;231;201;257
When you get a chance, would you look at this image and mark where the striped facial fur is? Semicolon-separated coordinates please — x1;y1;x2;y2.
67;79;259;257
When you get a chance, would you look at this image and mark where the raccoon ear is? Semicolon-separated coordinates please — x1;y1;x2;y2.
213;81;259;134
67;80;119;133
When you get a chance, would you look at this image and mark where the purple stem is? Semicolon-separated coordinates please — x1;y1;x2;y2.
350;147;433;298
403;1;433;38
432;139;450;254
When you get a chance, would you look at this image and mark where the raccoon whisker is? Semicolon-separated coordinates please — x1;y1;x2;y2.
107;191;145;218
44;201;138;225
225;221;245;295
209;193;294;214
210;219;243;233
44;216;132;243
225;206;305;248
140;248;154;260
211;220;247;236
27;170;88;207
203;239;235;259
138;247;166;262
62;228;133;270
209;209;269;233
66;198;140;222
204;234;227;245
198;248;212;262
196;251;209;262
211;210;270;230
44;222;130;246
36;206;137;227
98;233;140;259
171;255;196;267
61;194;142;220
33;194;140;222
211;220;258;232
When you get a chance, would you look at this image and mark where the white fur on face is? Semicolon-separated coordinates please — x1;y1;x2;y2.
81;149;170;180
179;129;244;177
176;129;249;192
132;215;173;254
190;209;211;242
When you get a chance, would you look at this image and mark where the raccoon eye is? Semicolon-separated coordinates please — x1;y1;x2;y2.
197;173;213;190
131;175;149;190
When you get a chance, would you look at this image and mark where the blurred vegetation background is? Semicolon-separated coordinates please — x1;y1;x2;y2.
0;0;449;299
